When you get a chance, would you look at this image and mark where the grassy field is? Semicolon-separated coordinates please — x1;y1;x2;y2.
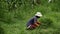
0;0;60;34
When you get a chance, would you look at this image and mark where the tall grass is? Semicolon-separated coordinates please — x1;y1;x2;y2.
0;0;60;34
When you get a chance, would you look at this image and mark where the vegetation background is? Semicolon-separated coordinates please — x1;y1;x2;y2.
0;0;60;34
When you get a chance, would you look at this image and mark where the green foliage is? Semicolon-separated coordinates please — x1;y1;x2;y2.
0;0;60;34
0;27;5;34
39;17;53;29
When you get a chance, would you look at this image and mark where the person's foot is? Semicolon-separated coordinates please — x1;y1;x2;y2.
26;25;31;29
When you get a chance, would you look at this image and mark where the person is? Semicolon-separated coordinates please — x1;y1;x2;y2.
26;12;42;29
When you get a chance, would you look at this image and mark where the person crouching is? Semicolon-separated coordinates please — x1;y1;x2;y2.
26;12;42;30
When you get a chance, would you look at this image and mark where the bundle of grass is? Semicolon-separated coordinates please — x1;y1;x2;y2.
39;17;53;29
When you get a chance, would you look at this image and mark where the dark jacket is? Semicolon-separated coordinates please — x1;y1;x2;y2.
27;16;37;27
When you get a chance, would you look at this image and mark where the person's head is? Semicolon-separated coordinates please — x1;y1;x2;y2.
35;12;42;18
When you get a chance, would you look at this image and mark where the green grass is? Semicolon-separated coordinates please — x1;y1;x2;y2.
0;0;60;34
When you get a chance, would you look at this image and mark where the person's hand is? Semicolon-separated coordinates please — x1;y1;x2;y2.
37;21;41;24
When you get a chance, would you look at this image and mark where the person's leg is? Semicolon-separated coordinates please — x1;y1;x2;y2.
31;24;36;29
27;24;36;29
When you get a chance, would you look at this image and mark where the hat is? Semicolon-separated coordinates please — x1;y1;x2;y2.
35;12;42;17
